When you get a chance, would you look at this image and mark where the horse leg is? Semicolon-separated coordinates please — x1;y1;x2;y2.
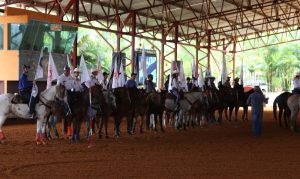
146;113;150;130
278;108;283;127
98;116;104;139
290;108;299;132
140;115;144;133
0;116;7;144
104;116;109;139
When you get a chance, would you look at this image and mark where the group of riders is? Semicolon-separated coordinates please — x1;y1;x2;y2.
18;63;245;121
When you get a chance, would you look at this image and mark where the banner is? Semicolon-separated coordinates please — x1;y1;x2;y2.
112;60;119;89
97;55;104;83
35;47;44;80
79;55;90;85
47;52;59;89
221;55;227;85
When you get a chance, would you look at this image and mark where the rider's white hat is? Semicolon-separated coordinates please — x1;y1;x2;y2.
73;68;80;73
91;68;98;73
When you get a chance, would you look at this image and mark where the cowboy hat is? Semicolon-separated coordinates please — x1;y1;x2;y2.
131;72;137;76
234;77;240;81
63;66;70;71
73;68;80;73
90;68;98;73
295;72;300;77
103;72;108;76
23;64;30;69
254;86;261;92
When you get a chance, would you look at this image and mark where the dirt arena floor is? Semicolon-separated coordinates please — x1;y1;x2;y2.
1;107;300;178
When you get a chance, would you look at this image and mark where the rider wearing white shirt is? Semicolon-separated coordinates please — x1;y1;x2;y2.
73;68;83;92
100;72;109;90
171;70;181;105
57;66;74;116
293;72;300;94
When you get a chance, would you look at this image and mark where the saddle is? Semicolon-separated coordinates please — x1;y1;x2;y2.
11;94;25;104
11;93;40;104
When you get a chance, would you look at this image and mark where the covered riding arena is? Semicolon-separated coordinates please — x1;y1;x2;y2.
1;0;300;178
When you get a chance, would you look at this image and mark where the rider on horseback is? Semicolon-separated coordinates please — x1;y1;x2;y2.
292;72;300;94
73;68;84;92
145;74;156;93
125;72;138;89
171;70;181;110
100;72;109;90
18;64;37;119
57;66;74;116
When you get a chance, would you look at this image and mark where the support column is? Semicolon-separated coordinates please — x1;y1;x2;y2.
195;33;199;78
116;15;121;52
232;36;237;80
72;0;79;67
174;23;178;61
131;12;136;73
207;30;212;71
161;28;165;89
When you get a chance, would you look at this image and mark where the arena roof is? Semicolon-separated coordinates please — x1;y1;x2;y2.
1;0;300;51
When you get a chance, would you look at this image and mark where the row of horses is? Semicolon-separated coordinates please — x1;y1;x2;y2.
4;84;298;145
273;91;300;132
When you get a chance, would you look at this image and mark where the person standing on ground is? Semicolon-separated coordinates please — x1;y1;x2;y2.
247;86;268;137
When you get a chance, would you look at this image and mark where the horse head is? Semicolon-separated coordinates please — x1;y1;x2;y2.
55;84;66;101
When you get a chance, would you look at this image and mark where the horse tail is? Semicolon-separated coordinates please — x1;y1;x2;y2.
273;97;278;121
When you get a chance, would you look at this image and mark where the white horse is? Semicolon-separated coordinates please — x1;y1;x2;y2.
0;86;57;144
165;92;204;129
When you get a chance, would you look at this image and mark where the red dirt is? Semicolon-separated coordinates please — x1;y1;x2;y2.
1;108;300;178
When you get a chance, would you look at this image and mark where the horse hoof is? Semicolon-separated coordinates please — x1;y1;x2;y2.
36;140;42;145
0;140;6;144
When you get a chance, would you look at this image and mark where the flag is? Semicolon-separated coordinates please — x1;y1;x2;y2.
118;60;125;87
47;52;59;89
141;48;147;83
205;66;211;77
168;61;178;91
79;55;90;85
178;62;188;91
240;58;244;85
221;54;227;85
67;54;74;77
112;60;119;89
191;59;196;78
198;66;204;89
34;47;44;80
96;55;104;84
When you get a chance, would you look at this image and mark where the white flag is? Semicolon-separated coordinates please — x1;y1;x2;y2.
141;48;147;83
79;55;90;85
221;54;227;85
47;52;59;89
118;61;125;87
240;59;244;85
35;47;44;80
168;61;178;91
198;66;204;89
191;59;196;78
67;54;74;77
96;55;104;84
179;62;188;91
112;60;119;89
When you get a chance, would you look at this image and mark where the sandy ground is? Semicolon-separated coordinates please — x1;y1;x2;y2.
0;107;300;179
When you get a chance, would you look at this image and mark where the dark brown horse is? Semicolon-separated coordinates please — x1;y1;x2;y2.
145;90;167;132
273;92;292;127
113;87;133;137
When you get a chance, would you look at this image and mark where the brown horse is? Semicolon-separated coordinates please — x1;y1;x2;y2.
145;90;167;132
273;92;292;127
113;87;133;137
287;94;300;132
